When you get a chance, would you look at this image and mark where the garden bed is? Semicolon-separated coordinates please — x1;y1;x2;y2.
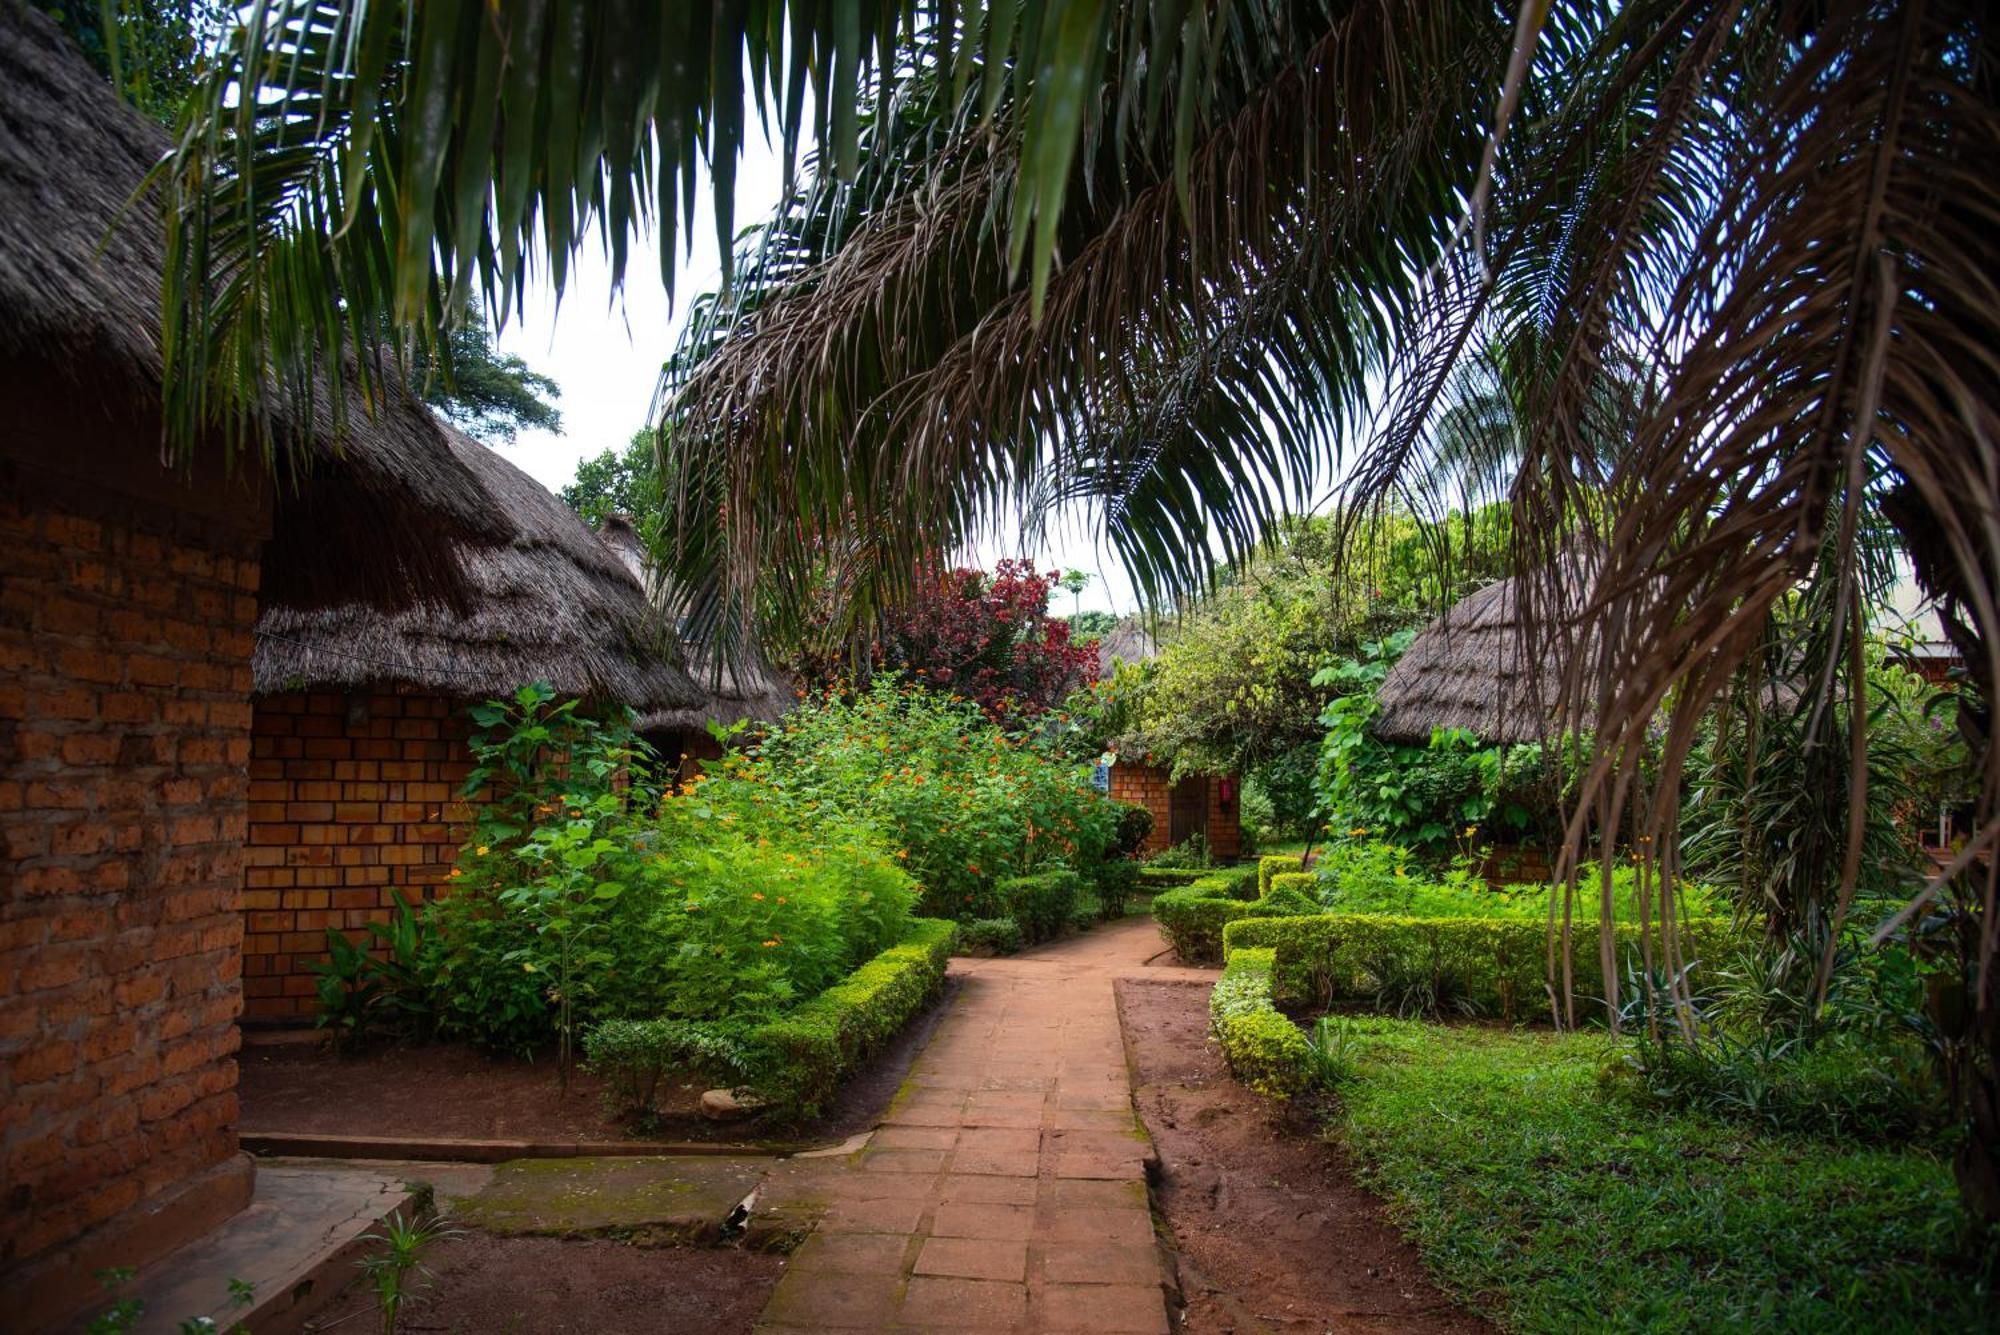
241;974;959;1149
1115;976;1484;1334
302;1234;782;1334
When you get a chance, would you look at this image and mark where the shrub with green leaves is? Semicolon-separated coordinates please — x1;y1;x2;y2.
1092;858;1140;918
958;916;1026;955
1313;838;1726;921
582;1018;747;1124
1152;883;1303;964
1259;853;1305;898
1222;913;1740;1023
1210;948;1313;1098
740;918;957;1121
1000;869;1081;943
739;679;1119;918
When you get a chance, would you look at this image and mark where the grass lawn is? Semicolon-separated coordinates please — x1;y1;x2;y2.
1328;1019;1997;1333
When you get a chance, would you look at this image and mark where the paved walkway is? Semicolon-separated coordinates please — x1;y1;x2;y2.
758;917;1208;1333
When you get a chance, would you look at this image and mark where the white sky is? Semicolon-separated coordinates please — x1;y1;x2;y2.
489;134;1142;616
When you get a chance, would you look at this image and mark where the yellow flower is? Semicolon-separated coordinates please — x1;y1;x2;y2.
685;902;699;912
476;845;490;856
752;892;765;901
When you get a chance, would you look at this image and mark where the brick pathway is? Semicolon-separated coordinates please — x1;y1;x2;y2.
758;918;1196;1333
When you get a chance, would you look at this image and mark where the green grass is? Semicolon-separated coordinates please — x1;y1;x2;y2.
1330;1019;1996;1333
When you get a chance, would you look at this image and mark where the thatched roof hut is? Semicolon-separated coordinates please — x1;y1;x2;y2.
252;433;702;710
593;514;794;731
1096;618;1156;676
1372;563;1588;746
0;0;503;610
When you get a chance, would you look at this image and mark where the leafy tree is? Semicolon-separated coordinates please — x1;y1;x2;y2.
34;0;223;123
796;561;1097;725
416;316;562;444
560;430;661;528
1067;610;1119;641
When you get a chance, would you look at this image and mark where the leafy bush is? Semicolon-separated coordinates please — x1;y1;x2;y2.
1259;853;1305;898
1152;884;1302;964
1145;832;1214;868
1210;949;1313;1098
1267;871;1316;900
739;918;956;1120
582;1019;748;1125
1000;870;1081;943
740;679;1119;918
419;685;918;1057
311;895;432;1048
1093;858;1140;918
1190;865;1261;901
1111;802;1155;857
1302;1015;1358;1091
1313;838;1726;921
958;917;1026;955
1221;913;1741;1023
1137;866;1207;889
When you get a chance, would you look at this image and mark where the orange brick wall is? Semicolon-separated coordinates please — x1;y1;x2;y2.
241;691;475;1022
1108;762;1241;862
0;480;256;1287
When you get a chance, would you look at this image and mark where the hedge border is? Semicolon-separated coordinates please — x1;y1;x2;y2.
1220;913;1738;1022
744;917;957;1120
1209;948;1312;1098
1151;882;1294;963
1258;854;1305;898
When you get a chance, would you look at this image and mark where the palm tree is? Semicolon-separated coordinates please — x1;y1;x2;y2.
159;0;1999;1216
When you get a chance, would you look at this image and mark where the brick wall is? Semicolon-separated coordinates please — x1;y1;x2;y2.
1107;762;1241;861
0;481;258;1308
242;691;475;1022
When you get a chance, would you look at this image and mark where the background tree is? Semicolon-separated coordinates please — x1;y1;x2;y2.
560;430;662;528
416;315;562;444
32;0;222;123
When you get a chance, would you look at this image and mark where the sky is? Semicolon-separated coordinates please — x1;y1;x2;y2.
488;135;1143;617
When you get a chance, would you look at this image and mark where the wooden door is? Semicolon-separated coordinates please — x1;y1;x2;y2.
1168;775;1209;846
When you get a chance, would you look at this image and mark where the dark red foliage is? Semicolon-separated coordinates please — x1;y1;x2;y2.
798;561;1098;723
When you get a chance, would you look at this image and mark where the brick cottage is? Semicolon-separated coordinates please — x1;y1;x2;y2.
0;7;513;1325
1109;759;1243;862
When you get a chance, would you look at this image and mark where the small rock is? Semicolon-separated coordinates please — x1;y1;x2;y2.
699;1087;768;1121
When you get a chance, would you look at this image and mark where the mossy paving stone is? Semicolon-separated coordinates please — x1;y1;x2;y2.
449;1155;774;1245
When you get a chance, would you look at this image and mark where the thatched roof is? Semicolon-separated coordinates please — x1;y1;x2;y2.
1372;563;1589;747
1095;618;1156;676
0;1;503;608
252;432;703;710
595;515;795;732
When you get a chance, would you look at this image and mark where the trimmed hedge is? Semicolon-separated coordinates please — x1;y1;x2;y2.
1220;914;1738;1022
1259;854;1305;898
1210;948;1312;1098
1094;858;1141;918
1152;884;1298;963
743;917;957;1120
959;916;1025;955
1138;866;1209;889
999;869;1082;943
1267;871;1317;900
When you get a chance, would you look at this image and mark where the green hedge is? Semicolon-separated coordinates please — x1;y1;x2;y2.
958;916;1025;955
1267;871;1316;900
1209;948;1312;1098
1152;885;1300;963
999;869;1082;943
1258;854;1305;898
1138;866;1208;889
1093;859;1141;917
743;917;957;1120
1220;914;1739;1022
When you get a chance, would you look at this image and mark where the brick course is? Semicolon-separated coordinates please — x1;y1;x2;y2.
241;691;477;1022
0;483;256;1276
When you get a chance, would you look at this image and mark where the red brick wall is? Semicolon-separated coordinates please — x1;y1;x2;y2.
0;484;257;1291
1107;762;1242;862
242;692;474;1022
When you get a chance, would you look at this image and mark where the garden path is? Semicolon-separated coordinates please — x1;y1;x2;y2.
757;915;1205;1332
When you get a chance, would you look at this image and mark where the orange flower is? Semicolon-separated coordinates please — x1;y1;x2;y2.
752;892;765;901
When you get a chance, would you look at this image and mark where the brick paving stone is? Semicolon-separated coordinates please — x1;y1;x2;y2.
897;1276;1029;1328
913;1236;1029;1281
870;1125;960;1151
938;1174;1039;1206
930;1201;1036;1240
861;1148;948;1174
1035;1241;1162;1286
762;1270;903;1328
790;1231;915;1276
820;1198;928;1234
1033;1281;1172;1333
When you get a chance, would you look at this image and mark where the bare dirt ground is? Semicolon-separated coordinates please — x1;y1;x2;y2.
302;1234;783;1334
240;979;957;1146
1117;976;1487;1334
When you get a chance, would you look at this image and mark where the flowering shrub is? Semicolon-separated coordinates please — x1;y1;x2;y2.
738;679;1121;918
412;684;917;1057
795;560;1098;721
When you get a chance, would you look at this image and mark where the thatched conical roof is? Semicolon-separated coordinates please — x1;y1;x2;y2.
1372;559;1592;746
1095;618;1156;676
0;1;503;608
593;515;794;731
252;433;702;710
